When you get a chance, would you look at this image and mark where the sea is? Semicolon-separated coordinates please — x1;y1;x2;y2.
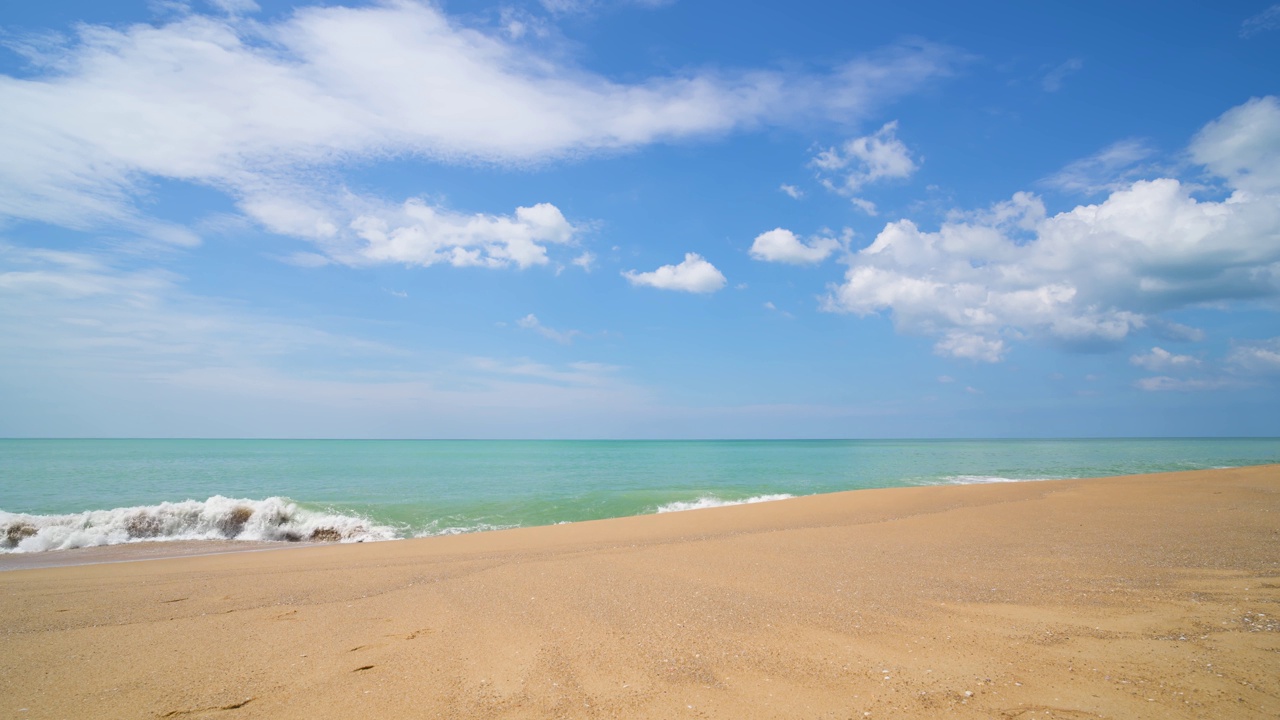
2;438;1278;554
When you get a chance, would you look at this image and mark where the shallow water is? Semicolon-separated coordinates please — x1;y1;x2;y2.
3;438;1277;553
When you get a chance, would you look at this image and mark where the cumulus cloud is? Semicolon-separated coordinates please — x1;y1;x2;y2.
779;184;804;199
812;121;919;204
0;1;961;261
1130;347;1201;371
822;97;1280;362
243;186;579;269
749;228;844;265
1227;338;1280;374
623;253;726;293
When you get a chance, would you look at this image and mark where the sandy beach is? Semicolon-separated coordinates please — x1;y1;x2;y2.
2;465;1277;719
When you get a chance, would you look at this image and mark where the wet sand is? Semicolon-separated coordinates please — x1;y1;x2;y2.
0;539;311;572
2;465;1277;719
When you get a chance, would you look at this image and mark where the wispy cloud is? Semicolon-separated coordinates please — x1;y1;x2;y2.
0;2;963;267
1241;4;1280;38
517;313;582;344
1042;58;1083;92
1042;139;1155;195
539;0;675;16
1135;376;1234;392
0;241;646;436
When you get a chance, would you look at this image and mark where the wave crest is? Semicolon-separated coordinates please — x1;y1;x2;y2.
936;475;1059;485
0;496;398;553
655;493;793;513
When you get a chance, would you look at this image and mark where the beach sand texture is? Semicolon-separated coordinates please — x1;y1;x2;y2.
2;465;1277;719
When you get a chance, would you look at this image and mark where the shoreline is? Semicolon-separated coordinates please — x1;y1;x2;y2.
2;463;1271;571
3;465;1277;719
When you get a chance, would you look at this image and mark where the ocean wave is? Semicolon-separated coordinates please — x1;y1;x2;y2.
655;493;794;513
935;475;1060;485
0;496;398;553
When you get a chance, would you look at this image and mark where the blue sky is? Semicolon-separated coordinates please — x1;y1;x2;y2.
1;0;1278;438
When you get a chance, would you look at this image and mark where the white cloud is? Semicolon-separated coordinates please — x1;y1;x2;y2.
469;356;621;387
1189;96;1280;194
0;243;394;375
935;331;1007;363
812;121;919;201
849;197;879;216
1041;58;1083;92
822;97;1280;362
1241;4;1280;38
749;228;843;265
347;200;576;269
1130;347;1201;371
539;0;675;15
1042;139;1154;195
1135;376;1232;392
1150;319;1206;343
517;313;581;344
763;301;793;318
243;186;579;269
205;0;260;14
1227;338;1280;374
779;184;804;199
623;253;726;293
571;251;597;271
0;243;647;436
0;2;961;257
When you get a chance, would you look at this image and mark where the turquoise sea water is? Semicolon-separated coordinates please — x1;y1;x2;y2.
2;438;1278;552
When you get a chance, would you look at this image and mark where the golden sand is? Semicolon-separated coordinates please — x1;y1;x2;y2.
2;465;1277;719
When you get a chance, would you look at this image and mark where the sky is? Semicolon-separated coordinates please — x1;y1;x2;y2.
0;0;1278;439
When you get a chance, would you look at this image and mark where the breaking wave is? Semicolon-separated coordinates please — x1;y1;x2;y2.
934;475;1061;485
0;496;398;553
655;493;794;513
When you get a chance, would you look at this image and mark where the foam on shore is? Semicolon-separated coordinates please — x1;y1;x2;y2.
655;493;794;513
936;474;1061;485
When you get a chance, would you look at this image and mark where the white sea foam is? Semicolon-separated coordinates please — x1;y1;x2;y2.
0;496;399;553
655;493;794;513
412;521;520;537
936;475;1059;485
